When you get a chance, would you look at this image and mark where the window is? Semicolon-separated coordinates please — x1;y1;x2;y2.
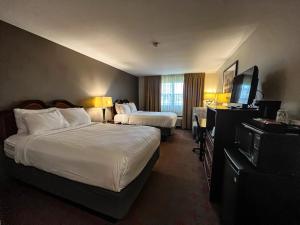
161;74;184;116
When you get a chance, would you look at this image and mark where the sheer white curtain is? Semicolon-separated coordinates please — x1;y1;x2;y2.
161;74;184;116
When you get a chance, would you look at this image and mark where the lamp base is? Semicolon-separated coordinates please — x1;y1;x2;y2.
102;108;106;123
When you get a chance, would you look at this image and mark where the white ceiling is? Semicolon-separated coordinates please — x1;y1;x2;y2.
0;0;292;76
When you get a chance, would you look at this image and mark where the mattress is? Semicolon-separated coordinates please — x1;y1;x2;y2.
4;134;19;159
4;123;160;192
114;111;177;128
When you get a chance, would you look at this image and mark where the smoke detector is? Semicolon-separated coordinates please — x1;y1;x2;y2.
152;41;160;47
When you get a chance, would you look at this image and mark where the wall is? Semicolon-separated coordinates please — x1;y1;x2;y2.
0;20;138;180
138;76;145;110
138;73;219;110
216;6;300;119
204;73;218;93
0;20;138;112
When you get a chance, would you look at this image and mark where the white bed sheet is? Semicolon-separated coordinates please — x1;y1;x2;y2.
4;135;17;159
114;111;177;128
4;123;160;192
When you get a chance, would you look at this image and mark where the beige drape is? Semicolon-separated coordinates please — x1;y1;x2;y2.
182;73;205;129
144;76;161;112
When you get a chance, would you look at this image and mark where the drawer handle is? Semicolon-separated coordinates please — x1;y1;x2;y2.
233;177;237;183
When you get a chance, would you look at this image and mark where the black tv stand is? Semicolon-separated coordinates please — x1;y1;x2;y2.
203;106;260;202
242;104;249;109
229;104;248;110
229;106;242;109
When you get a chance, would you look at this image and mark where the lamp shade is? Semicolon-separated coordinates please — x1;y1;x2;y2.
204;92;216;101
216;93;231;104
92;97;113;108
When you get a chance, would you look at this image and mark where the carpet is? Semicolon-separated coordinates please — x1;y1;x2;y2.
0;129;219;225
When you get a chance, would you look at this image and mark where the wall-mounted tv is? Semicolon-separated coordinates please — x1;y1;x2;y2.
230;66;259;106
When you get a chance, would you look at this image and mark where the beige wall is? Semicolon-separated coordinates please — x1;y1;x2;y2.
0;20;138;113
216;7;300;119
204;73;218;93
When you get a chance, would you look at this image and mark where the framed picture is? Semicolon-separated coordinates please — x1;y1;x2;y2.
223;60;238;93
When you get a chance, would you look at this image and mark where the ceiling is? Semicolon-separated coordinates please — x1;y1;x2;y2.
0;0;293;76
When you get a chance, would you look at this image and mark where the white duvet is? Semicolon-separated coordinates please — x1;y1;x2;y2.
5;123;160;192
114;111;177;128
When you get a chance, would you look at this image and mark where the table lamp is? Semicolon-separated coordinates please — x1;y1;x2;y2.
92;96;113;122
204;92;216;106
216;93;231;106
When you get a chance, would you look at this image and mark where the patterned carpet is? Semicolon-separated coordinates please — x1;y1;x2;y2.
0;129;219;225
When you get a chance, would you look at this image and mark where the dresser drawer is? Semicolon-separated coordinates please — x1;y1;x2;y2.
205;133;214;151
205;140;213;164
205;152;212;172
203;154;212;189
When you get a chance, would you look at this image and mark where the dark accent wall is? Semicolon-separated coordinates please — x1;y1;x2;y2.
0;20;138;109
0;20;138;181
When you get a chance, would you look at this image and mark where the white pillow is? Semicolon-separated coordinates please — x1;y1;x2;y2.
128;102;137;112
23;110;70;135
14;108;56;134
59;108;91;126
118;104;131;114
115;103;122;114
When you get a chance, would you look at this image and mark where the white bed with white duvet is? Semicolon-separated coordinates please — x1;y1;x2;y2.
4;106;160;192
4;123;160;192
1;100;161;219
114;102;177;128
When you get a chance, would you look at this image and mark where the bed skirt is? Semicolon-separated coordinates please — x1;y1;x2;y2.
160;127;175;141
5;148;160;219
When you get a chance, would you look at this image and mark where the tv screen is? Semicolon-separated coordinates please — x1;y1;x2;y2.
230;66;259;105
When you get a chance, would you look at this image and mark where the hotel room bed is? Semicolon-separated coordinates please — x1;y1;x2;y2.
114;111;177;128
0;100;160;219
113;99;177;139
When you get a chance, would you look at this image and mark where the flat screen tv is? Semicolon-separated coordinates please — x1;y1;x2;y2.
230;66;259;106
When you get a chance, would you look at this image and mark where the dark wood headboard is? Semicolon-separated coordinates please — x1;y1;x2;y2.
52;100;81;108
112;99;130;115
17;100;48;109
0;100;47;145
